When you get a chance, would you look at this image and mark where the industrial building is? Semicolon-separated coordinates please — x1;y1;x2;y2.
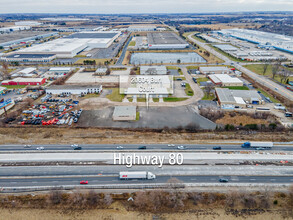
215;88;263;109
48;67;72;75
214;44;238;52
140;66;167;75
208;74;243;87
1;77;46;86
46;85;102;95
219;29;293;54
1;53;57;63
12;67;37;77
0;26;31;33
15;21;42;26
199;66;231;74
147;32;189;49
95;68;108;75
14;31;121;58
127;26;156;32
112;106;137;121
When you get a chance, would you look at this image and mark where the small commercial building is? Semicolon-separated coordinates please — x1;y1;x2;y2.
46;85;102;95
208;74;243;87
49;67;72;75
113;106;137;121
12;67;37;77
199;66;231;74
140;66;167;75
1;77;46;86
215;88;263;109
95;68;108;75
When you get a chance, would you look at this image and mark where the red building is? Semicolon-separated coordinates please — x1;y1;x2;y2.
1;77;46;86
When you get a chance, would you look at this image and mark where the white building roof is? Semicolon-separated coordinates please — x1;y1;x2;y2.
113;106;136;117
199;66;230;73
49;67;72;71
18;67;36;75
212;74;243;84
234;97;246;105
140;66;167;75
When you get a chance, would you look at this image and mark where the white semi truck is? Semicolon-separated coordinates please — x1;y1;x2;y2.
241;141;273;149
119;171;156;180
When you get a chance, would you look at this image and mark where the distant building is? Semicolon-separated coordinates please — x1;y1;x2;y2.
95;67;108;75
199;66;231;74
1;54;57;63
1;77;46;86
12;67;37;77
127;26;156;32
46;85;102;95
208;74;243;87
15;21;42;26
140;66;167;75
113;106;137;121
49;67;72;75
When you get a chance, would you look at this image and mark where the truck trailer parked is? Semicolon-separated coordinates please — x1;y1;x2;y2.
119;171;156;180
241;142;273;149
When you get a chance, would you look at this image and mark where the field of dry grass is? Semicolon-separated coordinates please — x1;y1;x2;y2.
181;23;262;30
0;127;292;145
216;114;270;126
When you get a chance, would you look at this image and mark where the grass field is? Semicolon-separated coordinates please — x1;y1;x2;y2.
167;66;183;75
128;41;136;46
184;83;194;96
173;77;186;81
257;88;280;103
106;88;125;102
82;93;100;99
75;58;113;65
163;97;188;102
202;90;216;100
1;85;27;89
187;66;199;70
223;86;249;90
244;64;293;85
136;112;140;121
196;77;209;84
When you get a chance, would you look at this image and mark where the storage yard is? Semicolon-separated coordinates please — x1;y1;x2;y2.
147;32;189;49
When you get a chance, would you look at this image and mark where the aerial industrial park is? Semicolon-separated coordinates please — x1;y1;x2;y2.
0;10;293;220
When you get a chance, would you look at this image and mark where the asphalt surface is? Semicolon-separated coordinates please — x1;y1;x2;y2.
1;175;293;187
0;143;292;152
116;35;132;65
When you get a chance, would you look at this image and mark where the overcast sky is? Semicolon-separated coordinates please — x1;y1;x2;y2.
0;0;292;14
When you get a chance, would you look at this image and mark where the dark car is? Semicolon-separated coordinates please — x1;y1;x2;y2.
213;146;222;150
219;178;229;183
74;146;82;150
138;146;146;150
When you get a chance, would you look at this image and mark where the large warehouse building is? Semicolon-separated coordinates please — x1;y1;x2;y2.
46;85;102;95
13;31;121;58
147;32;189;49
1;77;46;86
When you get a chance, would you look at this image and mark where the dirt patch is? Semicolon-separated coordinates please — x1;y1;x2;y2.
216;114;269;126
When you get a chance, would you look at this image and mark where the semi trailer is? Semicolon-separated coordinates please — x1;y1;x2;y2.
119;171;156;180
241;142;273;149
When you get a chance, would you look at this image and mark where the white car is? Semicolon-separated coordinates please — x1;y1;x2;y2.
71;144;78;148
24;145;31;148
168;144;175;147
36;147;44;150
177;146;186;150
117;146;124;149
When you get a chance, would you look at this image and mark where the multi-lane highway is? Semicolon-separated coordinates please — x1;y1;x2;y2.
1;143;293;151
1;175;293;188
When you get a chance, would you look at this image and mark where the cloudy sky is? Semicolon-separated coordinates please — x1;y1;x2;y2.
0;0;292;13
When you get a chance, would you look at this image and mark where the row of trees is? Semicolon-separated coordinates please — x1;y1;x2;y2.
263;61;292;84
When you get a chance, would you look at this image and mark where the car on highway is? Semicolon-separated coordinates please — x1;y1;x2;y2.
73;146;82;150
168;144;175;147
213;146;221;150
36;147;44;150
177;146;186;150
80;180;88;184
117;146;124;149
256;147;265;150
138;146;146;150
24;145;31;148
71;144;79;148
219;178;229;183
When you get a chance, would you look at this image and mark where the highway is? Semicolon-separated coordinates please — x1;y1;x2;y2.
1;175;293;188
1;143;293;151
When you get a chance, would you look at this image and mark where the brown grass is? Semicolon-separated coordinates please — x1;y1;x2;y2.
216;114;269;126
0;127;293;145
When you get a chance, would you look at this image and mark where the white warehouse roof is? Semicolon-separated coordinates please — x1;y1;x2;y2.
140;66;167;75
210;74;243;84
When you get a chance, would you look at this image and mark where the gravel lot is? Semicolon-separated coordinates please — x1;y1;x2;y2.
78;106;216;130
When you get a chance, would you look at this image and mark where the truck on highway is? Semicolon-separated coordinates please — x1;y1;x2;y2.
119;171;156;180
241;141;273;149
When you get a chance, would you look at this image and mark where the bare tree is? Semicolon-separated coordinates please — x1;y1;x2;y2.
204;83;215;98
280;69;291;84
272;61;281;79
262;62;270;75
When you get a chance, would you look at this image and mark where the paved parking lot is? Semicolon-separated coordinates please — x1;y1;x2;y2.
78;106;216;130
